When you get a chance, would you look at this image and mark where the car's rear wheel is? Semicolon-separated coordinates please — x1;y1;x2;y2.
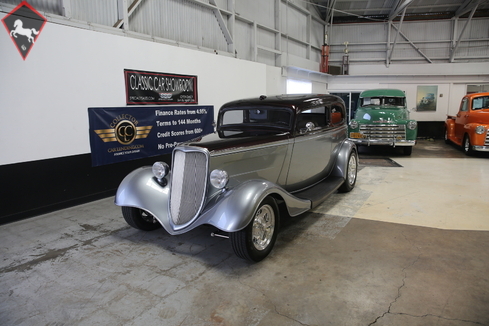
444;128;450;144
463;134;473;156
121;206;161;231
230;197;279;262
338;150;358;193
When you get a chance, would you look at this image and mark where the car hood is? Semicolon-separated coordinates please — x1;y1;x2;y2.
184;131;290;154
354;107;409;123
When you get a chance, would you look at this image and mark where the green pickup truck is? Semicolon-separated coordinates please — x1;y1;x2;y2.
348;88;417;155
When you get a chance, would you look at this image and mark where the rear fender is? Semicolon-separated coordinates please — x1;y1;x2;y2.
445;119;456;140
331;139;357;179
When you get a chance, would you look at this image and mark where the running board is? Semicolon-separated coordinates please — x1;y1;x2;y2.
293;176;345;209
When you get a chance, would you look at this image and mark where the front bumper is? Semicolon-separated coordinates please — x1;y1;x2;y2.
472;145;489;152
349;138;416;147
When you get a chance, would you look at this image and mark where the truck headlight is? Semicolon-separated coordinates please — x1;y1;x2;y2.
210;169;229;189
152;162;170;181
407;120;417;130
349;120;358;129
475;126;486;134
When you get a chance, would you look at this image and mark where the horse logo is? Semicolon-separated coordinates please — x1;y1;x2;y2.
10;19;39;43
1;1;47;60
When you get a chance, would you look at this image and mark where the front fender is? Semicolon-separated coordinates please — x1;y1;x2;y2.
197;179;311;233
115;167;171;231
115;168;310;235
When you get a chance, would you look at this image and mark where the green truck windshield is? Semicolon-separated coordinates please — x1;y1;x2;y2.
361;97;405;107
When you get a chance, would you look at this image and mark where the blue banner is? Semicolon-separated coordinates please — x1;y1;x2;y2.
88;106;214;166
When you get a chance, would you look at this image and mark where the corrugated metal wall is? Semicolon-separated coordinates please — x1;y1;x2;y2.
329;18;489;65
129;0;229;52
1;0;487;69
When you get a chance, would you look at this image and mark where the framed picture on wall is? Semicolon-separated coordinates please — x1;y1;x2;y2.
416;85;438;111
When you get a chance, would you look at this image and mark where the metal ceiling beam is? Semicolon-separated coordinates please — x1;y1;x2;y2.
114;0;143;29
325;0;337;24
387;7;407;66
209;0;234;46
455;0;481;18
388;0;413;21
450;1;480;61
390;23;433;63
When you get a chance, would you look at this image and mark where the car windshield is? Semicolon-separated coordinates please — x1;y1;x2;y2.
472;96;489;110
218;107;292;137
361;97;404;107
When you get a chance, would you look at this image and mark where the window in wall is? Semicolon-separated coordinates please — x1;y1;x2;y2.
467;84;489;94
287;79;312;94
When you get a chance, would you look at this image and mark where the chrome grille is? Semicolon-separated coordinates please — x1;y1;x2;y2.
485;132;489;146
359;124;406;139
170;148;208;226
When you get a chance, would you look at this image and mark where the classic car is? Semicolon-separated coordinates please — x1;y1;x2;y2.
445;92;489;155
348;88;417;155
115;94;358;262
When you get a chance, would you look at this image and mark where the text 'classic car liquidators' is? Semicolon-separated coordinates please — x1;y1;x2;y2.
445;92;489;155
115;94;358;262
348;89;417;155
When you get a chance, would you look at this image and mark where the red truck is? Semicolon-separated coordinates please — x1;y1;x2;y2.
445;92;489;155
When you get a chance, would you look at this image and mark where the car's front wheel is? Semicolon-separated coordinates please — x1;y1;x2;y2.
230;197;279;262
403;146;413;156
338;150;358;193
463;134;474;156
121;207;162;231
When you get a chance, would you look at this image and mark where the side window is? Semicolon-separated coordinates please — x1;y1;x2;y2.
330;105;345;126
460;98;468;112
297;107;327;131
222;110;244;124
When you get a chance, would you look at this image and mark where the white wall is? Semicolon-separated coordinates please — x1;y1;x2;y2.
327;62;489;121
0;17;278;166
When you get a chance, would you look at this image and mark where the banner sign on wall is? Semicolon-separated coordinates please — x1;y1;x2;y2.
124;69;198;105
88;105;214;166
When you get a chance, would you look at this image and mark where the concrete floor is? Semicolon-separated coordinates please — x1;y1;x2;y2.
1;140;489;326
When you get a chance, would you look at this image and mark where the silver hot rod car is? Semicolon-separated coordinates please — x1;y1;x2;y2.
115;94;358;262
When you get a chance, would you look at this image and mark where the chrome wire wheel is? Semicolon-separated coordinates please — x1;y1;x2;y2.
339;150;358;193
346;154;357;187
251;204;275;251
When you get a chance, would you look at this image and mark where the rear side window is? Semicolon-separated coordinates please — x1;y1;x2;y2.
330;105;345;126
460;98;469;112
297;107;327;131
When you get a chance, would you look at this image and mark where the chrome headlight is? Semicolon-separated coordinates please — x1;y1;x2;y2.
210;169;228;189
407;120;417;130
152;161;170;181
475;125;486;135
349;120;358;129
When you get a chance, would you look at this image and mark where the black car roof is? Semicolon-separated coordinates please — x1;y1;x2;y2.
220;94;344;114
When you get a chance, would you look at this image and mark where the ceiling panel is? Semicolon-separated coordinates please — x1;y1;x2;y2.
312;0;489;23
